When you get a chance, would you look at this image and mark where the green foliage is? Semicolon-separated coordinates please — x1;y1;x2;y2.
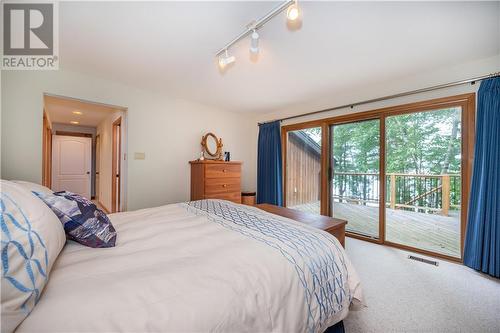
385;108;461;174
331;108;461;175
328;108;462;209
333;120;380;173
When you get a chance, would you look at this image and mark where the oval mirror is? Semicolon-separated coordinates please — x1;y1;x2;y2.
206;134;218;155
201;132;223;160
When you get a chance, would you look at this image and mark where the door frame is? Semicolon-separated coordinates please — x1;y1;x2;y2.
42;111;52;188
111;117;122;213
281;123;330;215
95;134;100;201
281;93;475;262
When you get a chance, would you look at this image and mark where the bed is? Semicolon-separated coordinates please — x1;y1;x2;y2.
3;181;363;333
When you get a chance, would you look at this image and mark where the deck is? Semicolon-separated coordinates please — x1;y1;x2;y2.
290;201;460;258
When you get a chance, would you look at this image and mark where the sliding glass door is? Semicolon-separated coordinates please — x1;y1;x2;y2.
281;94;474;260
385;107;462;257
330;120;380;239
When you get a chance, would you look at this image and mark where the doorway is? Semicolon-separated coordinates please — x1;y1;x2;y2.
42;94;127;213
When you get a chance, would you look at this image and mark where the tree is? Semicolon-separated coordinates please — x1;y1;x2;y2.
329;107;461;209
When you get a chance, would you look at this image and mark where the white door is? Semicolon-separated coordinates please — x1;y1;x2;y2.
52;135;92;198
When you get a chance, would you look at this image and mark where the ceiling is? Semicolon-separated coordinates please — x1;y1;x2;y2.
59;1;500;114
44;95;120;127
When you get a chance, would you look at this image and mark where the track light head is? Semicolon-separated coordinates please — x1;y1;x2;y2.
287;2;300;21
250;30;259;54
218;49;236;69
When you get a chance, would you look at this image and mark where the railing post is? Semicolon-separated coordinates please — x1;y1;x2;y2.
441;174;450;216
390;174;396;210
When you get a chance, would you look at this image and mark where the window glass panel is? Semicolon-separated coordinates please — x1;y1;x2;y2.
286;127;322;214
385;107;462;257
331;119;380;238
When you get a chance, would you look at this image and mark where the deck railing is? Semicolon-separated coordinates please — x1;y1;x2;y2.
332;172;461;216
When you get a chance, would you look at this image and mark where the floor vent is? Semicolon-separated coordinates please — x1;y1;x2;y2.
408;255;439;266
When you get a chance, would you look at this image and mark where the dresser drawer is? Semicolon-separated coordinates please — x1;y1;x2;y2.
205;191;241;203
205;178;240;195
205;164;241;179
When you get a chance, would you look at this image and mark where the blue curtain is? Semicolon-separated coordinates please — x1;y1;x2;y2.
463;77;500;278
257;121;283;206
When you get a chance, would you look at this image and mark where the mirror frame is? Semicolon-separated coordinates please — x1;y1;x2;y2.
201;132;223;160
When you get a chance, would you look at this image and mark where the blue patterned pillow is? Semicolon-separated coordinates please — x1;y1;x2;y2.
1;181;66;333
34;191;117;248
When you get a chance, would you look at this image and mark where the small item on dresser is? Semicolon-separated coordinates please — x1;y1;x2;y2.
201;132;223;160
241;191;256;206
224;151;231;162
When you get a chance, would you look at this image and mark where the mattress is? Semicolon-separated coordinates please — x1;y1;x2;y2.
17;199;363;333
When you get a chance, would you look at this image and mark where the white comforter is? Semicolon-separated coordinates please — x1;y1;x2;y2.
17;200;362;333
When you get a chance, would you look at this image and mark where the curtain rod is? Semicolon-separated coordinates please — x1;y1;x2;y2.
258;71;500;125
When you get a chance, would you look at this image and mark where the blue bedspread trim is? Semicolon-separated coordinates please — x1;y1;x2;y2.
182;200;351;333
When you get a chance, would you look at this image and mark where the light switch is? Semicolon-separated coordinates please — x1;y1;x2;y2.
134;152;145;160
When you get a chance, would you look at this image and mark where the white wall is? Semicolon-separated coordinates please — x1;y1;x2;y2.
1;69;257;210
256;55;499;125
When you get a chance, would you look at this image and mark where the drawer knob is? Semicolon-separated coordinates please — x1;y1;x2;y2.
222;184;227;188
223;169;227;173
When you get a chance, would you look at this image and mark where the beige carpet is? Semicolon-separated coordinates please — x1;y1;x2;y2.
343;237;500;333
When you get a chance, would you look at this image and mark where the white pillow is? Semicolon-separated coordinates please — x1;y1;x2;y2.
11;180;53;194
0;180;66;333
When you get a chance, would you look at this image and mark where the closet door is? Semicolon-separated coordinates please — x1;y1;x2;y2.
52;135;92;198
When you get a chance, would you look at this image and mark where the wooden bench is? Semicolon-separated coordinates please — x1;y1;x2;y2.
255;204;347;247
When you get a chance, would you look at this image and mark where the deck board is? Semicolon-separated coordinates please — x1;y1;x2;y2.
289;201;460;257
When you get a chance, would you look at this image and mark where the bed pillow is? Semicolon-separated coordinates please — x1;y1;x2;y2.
11;180;52;194
33;191;117;248
1;180;66;333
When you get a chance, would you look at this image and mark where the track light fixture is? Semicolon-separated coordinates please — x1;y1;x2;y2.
250;30;259;54
218;49;236;69
215;0;302;69
286;1;300;21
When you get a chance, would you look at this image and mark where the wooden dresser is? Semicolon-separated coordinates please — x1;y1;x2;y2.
190;160;242;204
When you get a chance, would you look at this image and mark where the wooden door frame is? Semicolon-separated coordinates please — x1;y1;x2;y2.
281;123;330;215
111;117;122;213
281;93;475;262
42;111;52;188
95;134;100;200
54;131;92;138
